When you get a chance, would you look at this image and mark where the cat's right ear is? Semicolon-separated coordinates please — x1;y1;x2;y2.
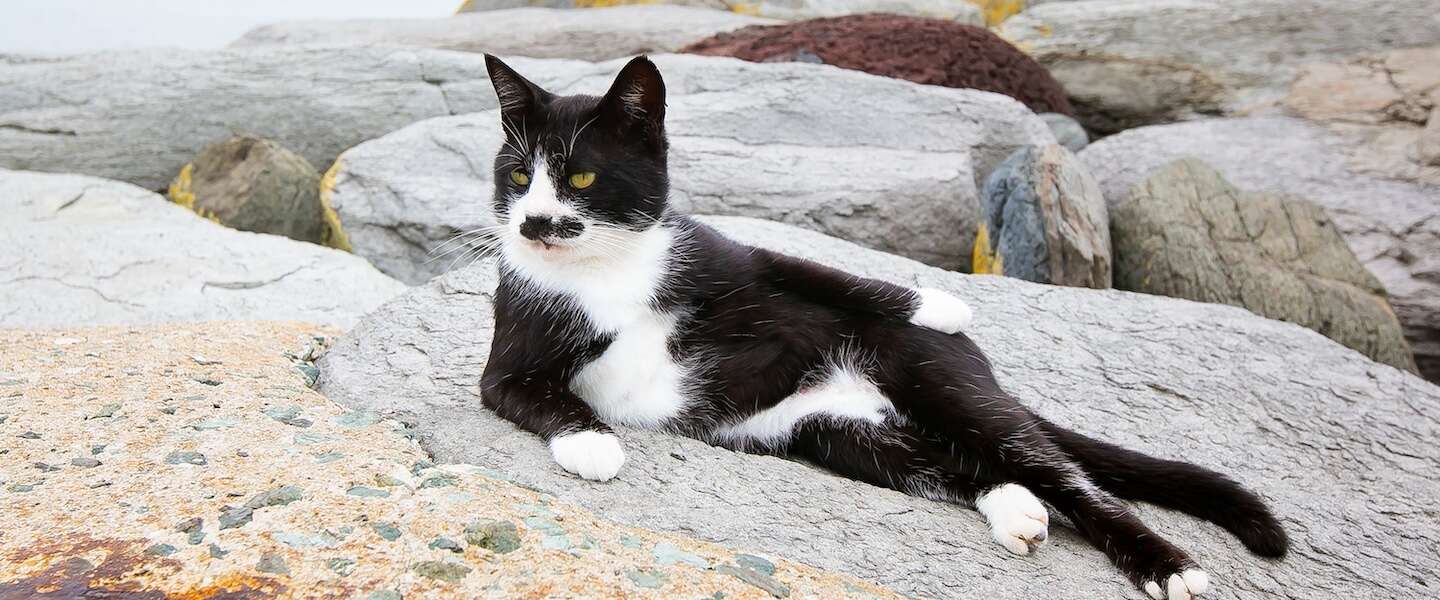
485;54;552;128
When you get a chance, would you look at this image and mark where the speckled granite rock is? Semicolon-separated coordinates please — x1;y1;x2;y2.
0;322;896;599
232;6;777;60
1078;117;1440;383
455;0;985;24
0;169;403;329
319;215;1440;599
325;54;1053;283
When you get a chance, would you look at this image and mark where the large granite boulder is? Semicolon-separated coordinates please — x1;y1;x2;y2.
455;0;984;24
1000;0;1440;133
0;169;405;329
318;215;1440;599
232;6;777;60
680;14;1073;116
1111;159;1414;372
166;136;348;249
325;54;1054;283
974;144;1110;288
1079;117;1440;383
0;47;506;191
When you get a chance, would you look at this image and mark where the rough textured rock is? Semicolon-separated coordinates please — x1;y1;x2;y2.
326;55;1053;283
232;6;776;60
319;215;1440;599
1079;117;1440;383
455;0;984;24
1283;46;1440;185
165;136;347;249
1039;112;1088;152
0;169;404;329
974;144;1109;288
1000;0;1440;133
681;13;1073;115
1111;159;1414;372
0;323;895;599
0;47;505;191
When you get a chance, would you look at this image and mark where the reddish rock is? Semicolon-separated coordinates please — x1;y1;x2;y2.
681;13;1073;115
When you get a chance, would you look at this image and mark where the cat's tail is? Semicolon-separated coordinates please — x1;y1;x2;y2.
1042;422;1289;558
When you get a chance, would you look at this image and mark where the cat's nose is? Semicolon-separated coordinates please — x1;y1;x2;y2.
520;214;584;240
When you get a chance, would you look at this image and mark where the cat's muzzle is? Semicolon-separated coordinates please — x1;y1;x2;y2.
519;214;585;244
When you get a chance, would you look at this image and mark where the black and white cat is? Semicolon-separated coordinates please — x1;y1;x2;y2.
476;55;1287;599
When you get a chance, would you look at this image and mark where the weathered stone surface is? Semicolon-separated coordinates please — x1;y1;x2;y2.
0;323;895;599
0;47;505;191
1000;0;1440;133
319;215;1440;599
1111;159;1414;372
0;169;405;329
325;54;1052;284
1039;112;1088;152
166;136;348;249
233;6;776;60
680;14;1073;115
1078;117;1440;382
456;0;984;24
974;144;1109;288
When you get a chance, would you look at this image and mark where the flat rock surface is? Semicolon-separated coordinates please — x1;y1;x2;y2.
1001;0;1440;132
0;322;895;599
455;0;984;23
319;215;1440;599
325;54;1052;283
233;6;776;60
0;169;405;330
1079;117;1440;383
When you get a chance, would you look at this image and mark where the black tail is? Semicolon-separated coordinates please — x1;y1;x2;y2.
1043;422;1289;558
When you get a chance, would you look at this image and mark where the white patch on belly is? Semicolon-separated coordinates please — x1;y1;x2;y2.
710;366;895;450
570;311;691;429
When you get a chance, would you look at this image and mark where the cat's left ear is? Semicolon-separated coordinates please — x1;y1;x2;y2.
598;56;666;149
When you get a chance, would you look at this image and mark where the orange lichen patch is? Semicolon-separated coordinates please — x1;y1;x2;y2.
968;0;1026;26
0;537;283;599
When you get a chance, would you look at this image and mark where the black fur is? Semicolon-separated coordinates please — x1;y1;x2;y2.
477;55;1288;595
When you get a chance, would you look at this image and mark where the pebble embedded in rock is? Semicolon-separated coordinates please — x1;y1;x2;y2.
653;542;709;568
371;522;402;541
464;520;521;554
34;462;60;472
327;557;357;576
736;554;776;576
413;560;471;582
347;486;390;498
18;431;40;439
70;457;101;468
219;506;254;530
145;543;178;557
717;564;790;598
626;568;667;589
263;405;312;428
245;485;303;509
255;552;290;575
209;544;229;558
87;403;121;419
164;451;207;466
7;483;35;492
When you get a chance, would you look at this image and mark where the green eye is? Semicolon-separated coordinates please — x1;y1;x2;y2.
569;171;596;190
509;170;530;186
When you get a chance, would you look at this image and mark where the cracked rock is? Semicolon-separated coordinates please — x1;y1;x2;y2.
0;169;406;329
318;215;1440;599
325;54;1053;283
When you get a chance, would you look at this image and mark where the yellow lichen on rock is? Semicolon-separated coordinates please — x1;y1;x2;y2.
968;0;1026;26
972;222;1004;275
166;162;220;223
318;159;354;252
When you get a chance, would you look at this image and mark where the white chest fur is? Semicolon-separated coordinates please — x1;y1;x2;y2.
570;310;692;429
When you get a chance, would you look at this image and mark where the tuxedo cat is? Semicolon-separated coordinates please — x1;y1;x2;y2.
476;55;1287;600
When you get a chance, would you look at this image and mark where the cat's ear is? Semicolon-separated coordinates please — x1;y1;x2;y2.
598;56;666;148
485;54;553;129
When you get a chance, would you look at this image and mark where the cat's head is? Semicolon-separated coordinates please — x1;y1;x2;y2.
484;55;669;263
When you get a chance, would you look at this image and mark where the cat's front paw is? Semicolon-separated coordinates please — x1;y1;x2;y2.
975;483;1048;556
549;431;625;481
909;287;973;334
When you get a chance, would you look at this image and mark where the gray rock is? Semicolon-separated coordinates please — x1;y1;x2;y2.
1039;112;1088;152
1000;0;1440;133
326;54;1053;283
167;136;344;249
0;170;405;330
1421;106;1440;167
455;0;984;24
976;144;1110;288
1111;159;1414;372
233;6;776;60
1078;117;1440;382
318;215;1440;599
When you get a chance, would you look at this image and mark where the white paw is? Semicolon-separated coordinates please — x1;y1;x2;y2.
975;483;1048;556
1144;569;1210;600
548;431;625;481
909;287;973;334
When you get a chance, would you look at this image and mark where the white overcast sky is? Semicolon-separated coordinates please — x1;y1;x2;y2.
0;0;461;55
